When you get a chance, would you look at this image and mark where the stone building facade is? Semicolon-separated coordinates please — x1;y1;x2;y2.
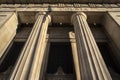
0;0;120;80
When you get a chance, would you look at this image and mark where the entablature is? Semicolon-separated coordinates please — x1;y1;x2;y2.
0;4;120;12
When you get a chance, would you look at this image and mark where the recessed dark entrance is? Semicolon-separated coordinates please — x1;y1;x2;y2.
46;42;76;80
47;42;75;74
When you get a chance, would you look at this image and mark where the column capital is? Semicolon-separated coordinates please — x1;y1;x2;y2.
35;12;46;19
35;12;51;24
71;12;87;24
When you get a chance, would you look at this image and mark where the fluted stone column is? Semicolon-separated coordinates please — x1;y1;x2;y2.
71;12;112;80
28;13;51;80
9;12;51;80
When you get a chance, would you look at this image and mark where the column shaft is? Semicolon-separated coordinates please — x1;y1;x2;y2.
10;12;50;80
28;15;51;80
71;12;112;80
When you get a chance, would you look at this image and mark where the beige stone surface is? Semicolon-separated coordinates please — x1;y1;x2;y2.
0;12;18;58
103;12;120;50
102;12;120;67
